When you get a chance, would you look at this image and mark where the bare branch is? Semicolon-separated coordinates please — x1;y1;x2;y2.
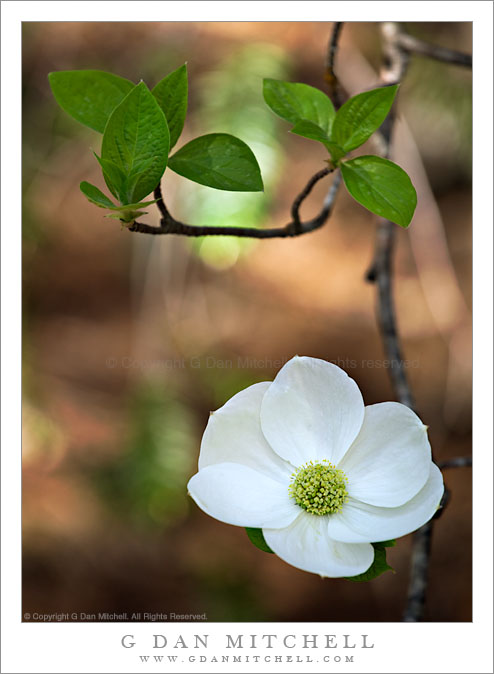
366;24;415;412
366;219;414;409
397;31;472;68
129;168;342;239
402;462;462;621
325;22;345;108
402;521;433;622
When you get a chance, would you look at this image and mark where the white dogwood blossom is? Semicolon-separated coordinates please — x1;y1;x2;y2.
188;356;444;577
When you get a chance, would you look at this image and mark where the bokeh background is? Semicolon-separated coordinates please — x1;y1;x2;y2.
22;22;472;622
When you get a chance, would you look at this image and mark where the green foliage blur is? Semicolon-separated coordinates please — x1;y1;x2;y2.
178;43;290;268
92;382;195;529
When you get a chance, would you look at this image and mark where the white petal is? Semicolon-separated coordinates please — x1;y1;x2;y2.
188;463;299;528
263;511;374;577
260;356;364;467
199;382;294;483
339;402;432;507
328;463;444;543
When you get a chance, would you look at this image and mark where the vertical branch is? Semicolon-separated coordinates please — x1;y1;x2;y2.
325;22;345;109
367;24;415;412
402;522;433;621
367;221;414;409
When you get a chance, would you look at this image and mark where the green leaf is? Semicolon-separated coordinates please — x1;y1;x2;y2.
331;85;399;152
290;120;346;160
109;199;158;211
341;155;417;228
101;81;170;204
290;119;329;144
80;181;158;216
124;158;161;205
346;540;396;582
245;528;274;554
48;70;135;133
152;64;188;149
263;78;336;134
375;539;396;548
80;181;117;209
97;153;158;207
168;133;263;192
105;209;148;223
94;154;127;202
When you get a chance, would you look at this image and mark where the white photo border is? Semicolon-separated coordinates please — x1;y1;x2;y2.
2;2;492;673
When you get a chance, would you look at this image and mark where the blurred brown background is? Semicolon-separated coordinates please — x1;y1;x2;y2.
22;22;472;622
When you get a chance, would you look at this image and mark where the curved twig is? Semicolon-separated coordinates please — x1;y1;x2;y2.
129;168;341;239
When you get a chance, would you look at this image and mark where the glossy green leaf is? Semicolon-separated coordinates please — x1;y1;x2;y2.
341;155;417;228
97;152;159;205
152;64;188;149
245;528;274;554
109;199;158;211
290;120;346;160
346;540;396;582
80;181;117;209
332;85;399;152
124;158;161;204
290;119;329;144
168;133;263;192
101;81;170;204
98;154;159;206
80;181;158;216
94;154;127;202
48;70;135;133
263;78;335;134
105;209;148;223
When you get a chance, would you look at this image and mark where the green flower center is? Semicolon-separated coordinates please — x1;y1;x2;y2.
288;460;349;516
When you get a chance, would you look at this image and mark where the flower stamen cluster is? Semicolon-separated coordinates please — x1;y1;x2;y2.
289;460;349;515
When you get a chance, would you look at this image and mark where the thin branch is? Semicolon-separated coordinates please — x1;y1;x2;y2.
402;521;433;622
366;220;414;409
327;21;343;73
439;456;472;470
397;31;472;68
325;22;345;108
366;24;414;411
129;168;342;239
